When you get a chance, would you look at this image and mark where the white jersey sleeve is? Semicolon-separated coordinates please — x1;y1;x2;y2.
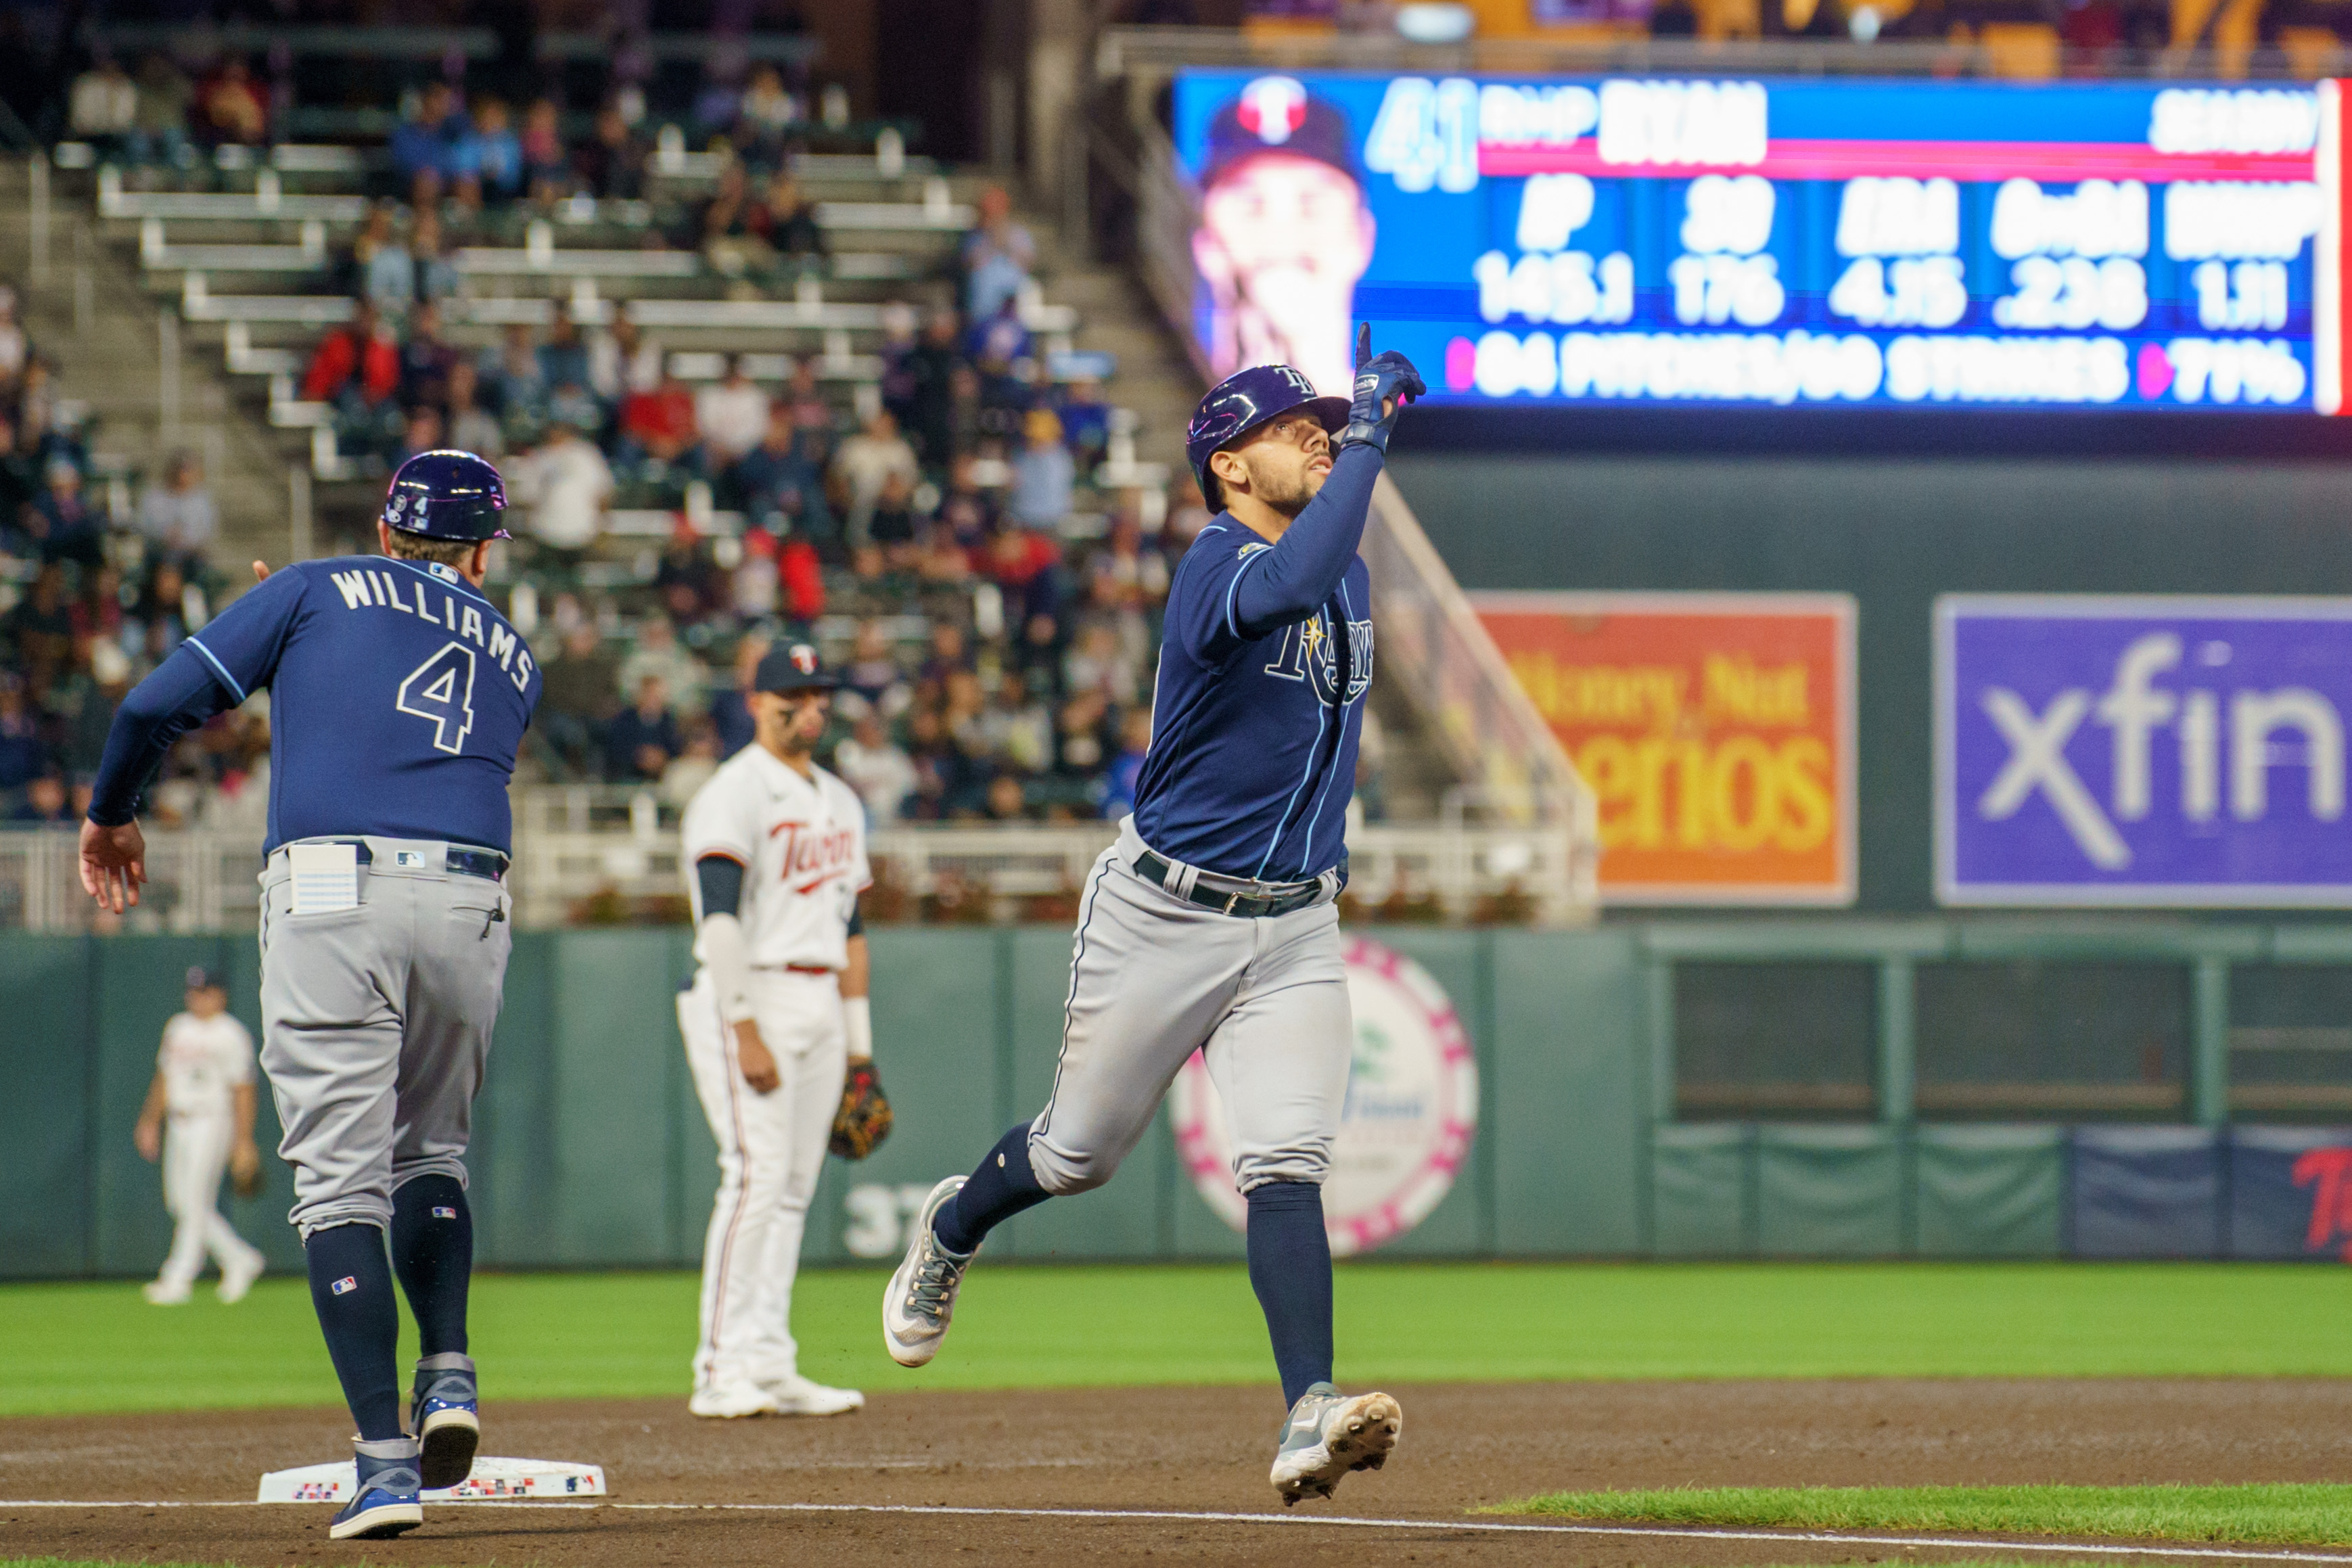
680;753;766;923
216;1015;256;1088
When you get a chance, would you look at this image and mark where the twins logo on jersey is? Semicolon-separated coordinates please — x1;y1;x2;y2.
772;818;858;894
1263;609;1375;706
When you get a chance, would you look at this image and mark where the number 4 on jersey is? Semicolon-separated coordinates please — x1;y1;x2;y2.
397;641;478;755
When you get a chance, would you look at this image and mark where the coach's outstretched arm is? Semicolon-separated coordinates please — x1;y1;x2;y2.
1228;326;1424;641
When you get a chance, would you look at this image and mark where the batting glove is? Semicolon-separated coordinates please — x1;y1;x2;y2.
1338;322;1427;457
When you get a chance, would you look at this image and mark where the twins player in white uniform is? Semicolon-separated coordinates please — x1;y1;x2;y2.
133;966;267;1305
678;641;873;1419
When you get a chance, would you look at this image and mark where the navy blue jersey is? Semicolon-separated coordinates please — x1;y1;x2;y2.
91;555;540;854
1132;448;1379;883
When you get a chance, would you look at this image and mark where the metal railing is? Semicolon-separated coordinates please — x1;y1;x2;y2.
1096;22;2345;83
0;817;1588;931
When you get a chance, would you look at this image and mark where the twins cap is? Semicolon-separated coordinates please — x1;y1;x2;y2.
1199;75;1361;193
754;641;841;693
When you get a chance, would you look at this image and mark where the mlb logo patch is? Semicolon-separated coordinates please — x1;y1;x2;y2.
433;1207;457;1220
331;1276;358;1296
427;561;457;584
395;850;425;869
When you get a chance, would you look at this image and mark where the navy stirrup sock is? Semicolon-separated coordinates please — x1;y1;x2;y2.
304;1222;404;1441
390;1175;474;1358
933;1122;1051;1255
1247;1180;1335;1408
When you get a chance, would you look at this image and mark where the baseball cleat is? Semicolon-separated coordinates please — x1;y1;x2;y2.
410;1352;480;1490
141;1279;192;1306
762;1373;866;1416
882;1176;973;1368
689;1380;782;1419
331;1437;423;1540
1268;1383;1402;1506
216;1251;264;1304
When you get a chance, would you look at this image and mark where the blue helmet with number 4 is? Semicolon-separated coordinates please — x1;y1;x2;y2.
1186;363;1349;508
382;449;509;541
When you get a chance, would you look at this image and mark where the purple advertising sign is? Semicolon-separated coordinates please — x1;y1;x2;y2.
1938;596;2352;906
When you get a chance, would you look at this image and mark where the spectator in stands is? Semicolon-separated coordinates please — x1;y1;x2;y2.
894;308;964;469
620;614;709;716
536;621;620;781
982;771;1032;823
1165;474;1212;552
735;64;802;162
522;97;570;197
988;670;1055;777
484;323;548;439
11;769;73;824
507;420;613;554
1065;617;1141;709
537;309;595;401
902;705;964;821
961;185;1037;324
710;633;768;756
390;80;469;204
576;101;648;202
777;528;825;624
1058;375;1113;471
727;402;831;540
1088;513;1170;611
781;356;833;444
398;299;459;411
443;361;504;457
618;367;701;469
590;313;663;403
469;97;526;204
411;210;459;306
304;298;400;408
68;55;137;157
28;459;101;568
835;711;917;823
603;674;683;783
133;556;191;658
0;287;33;386
1101;708;1153;818
695;355;771;466
4;563;71;687
695;160;764;278
1055;687;1111;779
867;470;919;571
196;56;268;145
1008;407;1074;530
135;452;217;568
399;405;446;465
127;54;191;172
63;637;131;785
660;720;723;808
831;407;920;545
727;527;781;620
652;526;722;624
753;168;827;275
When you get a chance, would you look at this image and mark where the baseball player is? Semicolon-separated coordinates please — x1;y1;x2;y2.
133;965;267;1306
883;328;1425;1504
676;640;881;1419
80;451;537;1542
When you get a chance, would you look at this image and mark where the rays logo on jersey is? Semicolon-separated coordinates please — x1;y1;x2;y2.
1264;609;1374;705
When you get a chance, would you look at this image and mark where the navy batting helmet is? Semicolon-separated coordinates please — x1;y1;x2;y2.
1186;364;1349;507
754;641;840;693
382;450;509;541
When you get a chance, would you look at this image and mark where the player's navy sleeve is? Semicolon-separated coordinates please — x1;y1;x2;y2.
846;898;863;937
85;647;237;825
1174;444;1381;666
179;566;310;704
695;854;746;919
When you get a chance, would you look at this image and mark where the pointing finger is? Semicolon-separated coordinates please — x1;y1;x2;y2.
1355;321;1371;372
252;559;271;582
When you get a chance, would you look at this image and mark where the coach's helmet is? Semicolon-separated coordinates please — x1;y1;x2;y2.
754;641;841;694
382;449;509;541
1185;363;1349;509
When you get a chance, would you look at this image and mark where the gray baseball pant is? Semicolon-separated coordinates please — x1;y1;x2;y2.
256;837;513;1239
1027;821;1352;1197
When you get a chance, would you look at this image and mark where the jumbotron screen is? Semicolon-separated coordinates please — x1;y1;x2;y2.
1170;71;2348;413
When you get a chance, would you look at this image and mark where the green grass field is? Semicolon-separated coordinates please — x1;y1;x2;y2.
1497;1483;2352;1546
9;1260;2352;1417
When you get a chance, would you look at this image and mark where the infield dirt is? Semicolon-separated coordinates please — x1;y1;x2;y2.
4;1379;2349;1566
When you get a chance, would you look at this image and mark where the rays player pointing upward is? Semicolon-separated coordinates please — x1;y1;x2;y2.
884;327;1424;1504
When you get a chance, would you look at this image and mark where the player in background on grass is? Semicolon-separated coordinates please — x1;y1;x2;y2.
133;965;267;1306
80;451;536;1542
883;327;1423;1505
678;641;880;1419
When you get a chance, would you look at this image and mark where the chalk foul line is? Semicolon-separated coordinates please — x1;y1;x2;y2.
3;1498;2350;1562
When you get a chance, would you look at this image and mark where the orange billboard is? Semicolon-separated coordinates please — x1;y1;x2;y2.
1474;593;1856;905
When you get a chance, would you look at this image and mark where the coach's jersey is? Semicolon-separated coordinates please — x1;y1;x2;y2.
1132;522;1372;883
681;745;870;971
185;556;541;854
158;1010;254;1118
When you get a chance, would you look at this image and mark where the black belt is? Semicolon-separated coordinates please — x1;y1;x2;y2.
282;840;508;883
1134;850;1324;919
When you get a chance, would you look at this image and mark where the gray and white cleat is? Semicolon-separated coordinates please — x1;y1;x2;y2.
882;1176;973;1368
1269;1383;1402;1506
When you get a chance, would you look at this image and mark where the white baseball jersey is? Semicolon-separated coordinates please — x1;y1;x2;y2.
158;1011;255;1117
681;744;870;971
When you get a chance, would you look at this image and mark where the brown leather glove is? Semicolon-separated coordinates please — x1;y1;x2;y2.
829;1059;893;1160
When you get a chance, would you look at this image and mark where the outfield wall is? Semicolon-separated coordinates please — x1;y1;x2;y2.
6;925;2350;1278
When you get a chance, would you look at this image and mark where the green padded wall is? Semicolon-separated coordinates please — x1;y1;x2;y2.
1914;1124;2066;1258
1651;1123;1750;1256
0;933;95;1278
1755;1124;1904;1258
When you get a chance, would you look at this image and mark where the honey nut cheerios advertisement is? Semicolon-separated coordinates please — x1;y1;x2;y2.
1474;591;1857;905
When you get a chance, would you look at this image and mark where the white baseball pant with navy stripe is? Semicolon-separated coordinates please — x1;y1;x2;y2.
678;967;846;1393
1026;820;1353;1198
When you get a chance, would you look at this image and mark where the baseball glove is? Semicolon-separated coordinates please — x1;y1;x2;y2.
829;1060;893;1160
229;1142;264;1200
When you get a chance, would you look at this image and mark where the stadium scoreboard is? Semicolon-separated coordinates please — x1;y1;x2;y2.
1173;72;2352;414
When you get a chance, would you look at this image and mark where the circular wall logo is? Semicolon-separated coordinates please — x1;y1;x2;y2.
1170;935;1477;1255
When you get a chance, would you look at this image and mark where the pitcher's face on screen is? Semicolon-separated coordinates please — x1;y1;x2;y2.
1192;78;1375;399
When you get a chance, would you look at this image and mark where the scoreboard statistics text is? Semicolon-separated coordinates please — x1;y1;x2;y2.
1172;71;2352;413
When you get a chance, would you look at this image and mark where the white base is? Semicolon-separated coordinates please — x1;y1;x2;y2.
257;1456;607;1504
